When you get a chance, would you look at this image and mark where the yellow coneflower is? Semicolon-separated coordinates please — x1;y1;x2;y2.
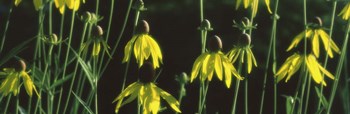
81;25;111;57
54;0;83;14
235;0;272;17
275;53;335;86
191;35;243;88
123;20;163;69
339;2;350;20
0;59;39;97
113;62;181;114
286;17;340;58
227;33;257;74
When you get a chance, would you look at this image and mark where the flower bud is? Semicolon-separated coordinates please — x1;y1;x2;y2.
175;72;189;85
50;33;58;43
92;25;104;37
135;20;150;34
198;19;213;31
139;62;155;83
133;0;147;11
208;35;223;52
81;12;92;23
238;33;251;46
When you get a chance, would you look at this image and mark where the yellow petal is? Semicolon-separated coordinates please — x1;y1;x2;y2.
113;82;140;102
21;72;33;96
251;0;259;18
73;0;80;11
190;53;208;82
305;55;323;85
312;30;320;58
33;0;42;11
236;0;242;10
248;48;258;67
14;0;22;6
92;42;101;57
214;54;223;81
244;0;250;9
339;3;350;20
149;85;160;114
285;54;303;82
246;48;252;74
265;0;272;14
319;29;341;58
155;84;181;113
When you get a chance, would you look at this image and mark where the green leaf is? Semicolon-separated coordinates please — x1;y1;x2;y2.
49;73;73;90
283;95;294;114
72;92;94;114
0;37;34;67
69;46;95;90
315;87;329;109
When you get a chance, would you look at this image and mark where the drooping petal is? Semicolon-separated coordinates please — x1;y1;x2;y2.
246;48;252;73
287;29;312;51
285;54;303;82
122;36;137;63
339;3;350;20
312;30;320;58
190;53;208;82
155;84;181;113
92;42;101;56
149;84;160;114
235;0;242;10
305;55;324;85
204;54;215;82
265;0;272;14
318;29;340;58
33;0;42;11
214;54;223;81
14;0;22;6
21;72;33;96
251;0;259;18
113;82;140;102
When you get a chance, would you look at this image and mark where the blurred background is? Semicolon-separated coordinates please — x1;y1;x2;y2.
0;0;349;114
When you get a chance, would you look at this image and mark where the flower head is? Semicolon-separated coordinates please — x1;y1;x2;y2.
190;36;243;88
113;62;181;114
275;53;335;86
54;0;83;14
339;2;350;20
123;20;163;69
235;0;272;17
287;17;340;58
81;25;111;57
0;59;39;97
227;33;257;74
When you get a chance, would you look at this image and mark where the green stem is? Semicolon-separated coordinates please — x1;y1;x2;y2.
303;75;311;114
231;61;243;114
59;10;77;114
4;96;11;114
199;81;210;114
326;19;350;114
95;0;100;16
318;1;337;110
99;0;133;75
94;57;99;114
16;96;19;114
0;4;13;53
244;78;248;114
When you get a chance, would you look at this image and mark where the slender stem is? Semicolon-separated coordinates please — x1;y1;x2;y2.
94;57;99;114
60;10;77;114
231;61;243;114
327;19;350;114
4;96;11;114
244;78;248;114
95;0;100;16
318;1;337;110
198;81;203;114
198;81;210;114
0;4;13;53
16;96;19;114
99;0;133;75
303;75;311;114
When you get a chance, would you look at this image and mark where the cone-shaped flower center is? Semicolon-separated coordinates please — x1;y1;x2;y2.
13;59;26;72
237;33;251;47
312;16;323;27
135;20;150;34
139;62;155;83
92;25;103;37
208;35;222;52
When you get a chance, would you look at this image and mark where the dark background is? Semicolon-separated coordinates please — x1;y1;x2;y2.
0;0;349;114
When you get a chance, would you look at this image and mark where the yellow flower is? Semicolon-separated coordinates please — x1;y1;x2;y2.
286;28;340;58
275;53;335;86
227;33;257;74
339;2;350;20
81;25;111;57
235;0;272;17
54;0;83;14
123;20;163;69
190;36;243;88
0;60;39;97
113;82;181;114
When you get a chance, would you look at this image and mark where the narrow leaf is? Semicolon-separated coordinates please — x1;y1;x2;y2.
72;92;94;114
